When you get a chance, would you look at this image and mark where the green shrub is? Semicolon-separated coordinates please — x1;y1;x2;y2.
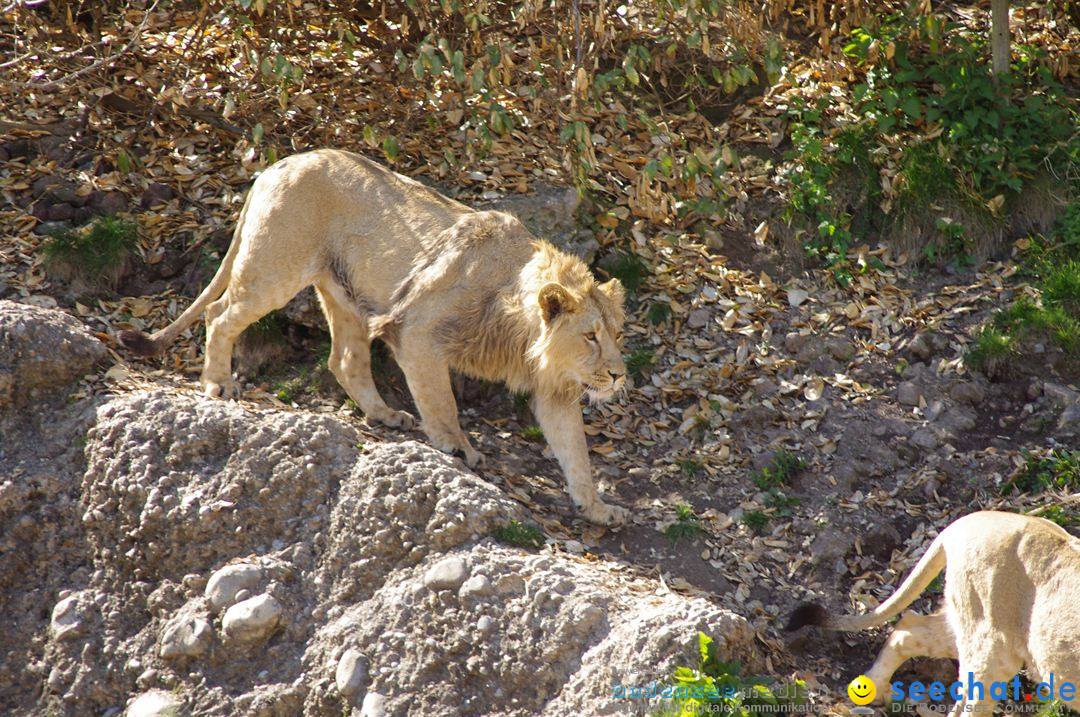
1002;449;1080;494
665;503;704;544
492;520;546;549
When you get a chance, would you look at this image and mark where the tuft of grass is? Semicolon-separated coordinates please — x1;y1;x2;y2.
741;510;769;534
665;503;704;544
1001;449;1080;494
678;458;703;478
963;325;1015;380
492;520;545;549
42;214;138;288
1042;260;1080;318
625;348;655;381
749;449;805;491
521;425;544;442
647;301;672;325
599;250;649;295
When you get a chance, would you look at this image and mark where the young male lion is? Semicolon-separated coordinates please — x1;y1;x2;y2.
120;149;629;525
786;510;1080;714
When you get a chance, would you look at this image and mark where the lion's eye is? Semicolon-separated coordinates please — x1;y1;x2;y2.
584;331;597;342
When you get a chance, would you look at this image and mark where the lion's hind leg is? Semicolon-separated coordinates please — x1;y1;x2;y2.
866;611;958;702
315;283;414;429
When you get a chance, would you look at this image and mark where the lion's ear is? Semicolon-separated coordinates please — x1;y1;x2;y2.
538;283;579;323
598;278;625;305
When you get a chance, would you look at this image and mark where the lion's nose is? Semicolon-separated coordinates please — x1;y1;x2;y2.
608;370;623;381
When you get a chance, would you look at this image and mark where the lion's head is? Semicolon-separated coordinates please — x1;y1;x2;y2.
530;276;627;402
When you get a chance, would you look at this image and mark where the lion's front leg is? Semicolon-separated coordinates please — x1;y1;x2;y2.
531;396;628;526
395;350;483;467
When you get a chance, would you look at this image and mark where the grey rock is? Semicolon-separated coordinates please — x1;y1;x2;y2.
221;593;282;642
458;574;492;600
687;308;710;329
897;381;922;407
51;593;89;641
825;337;855;362
90;190;129;215
862;523;902;561
479;184;597;262
335;648;368;700
476;615;495;633
1044;382;1080;407
924;400;945;422
0;301;106;410
1057;404;1080;435
909;428;939;451
907;332;945;360
939;407;977;434
205;563;264;613
424;556;469;592
140;183;175;209
126;689;186;717
47;202;75;222
33;219;72;236
159;615;212;659
949;381;985;406
280;286;327;331
783;332;809;353
360;692;388;717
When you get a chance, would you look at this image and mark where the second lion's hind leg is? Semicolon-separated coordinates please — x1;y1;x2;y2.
866;611;958;702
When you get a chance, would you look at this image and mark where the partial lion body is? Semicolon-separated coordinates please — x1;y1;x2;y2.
788;511;1080;714
120;149;629;525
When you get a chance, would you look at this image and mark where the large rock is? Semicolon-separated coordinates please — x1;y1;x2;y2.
5;390;755;716
0;300;105;410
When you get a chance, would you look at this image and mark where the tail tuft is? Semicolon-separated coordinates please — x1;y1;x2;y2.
118;330;161;357
785;602;831;632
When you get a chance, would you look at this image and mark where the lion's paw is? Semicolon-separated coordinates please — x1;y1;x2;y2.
382;409;416;430
203;378;239;400
581;500;629;527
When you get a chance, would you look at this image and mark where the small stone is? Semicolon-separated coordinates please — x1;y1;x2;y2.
924;400;945;422
783;332;808;353
458;574;492;600
51;593;88;641
686;308;709;329
91;190;129;215
46;202;75;222
221;593;282;642
825;337;855;362
335;648;368;700
140;182;175;209
1057;404;1080;435
897;381;922;407
126;689;186;717
563;540;585;555
1044;382;1080;407
476;615;495;634
423;556;469;592
33;220;71;236
949;381;985;406
909;428;939;451
360;691;387;717
205;563;263;613
159;616;212;659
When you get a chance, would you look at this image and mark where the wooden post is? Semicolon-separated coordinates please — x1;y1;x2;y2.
991;0;1010;76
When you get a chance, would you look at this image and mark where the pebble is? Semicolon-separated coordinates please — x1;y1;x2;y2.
686;308;710;329
458;574;492;600
949;381;985;406
126;689;186;717
221;593;282;642
159;616;212;659
897;381;922;407
50;593;88;641
476;615;495;634
423;556;469;591
924;400;945;422
1057;404;1080;435
909;428;939;451
360;691;387;717
205;563;263;613
335;648;368;700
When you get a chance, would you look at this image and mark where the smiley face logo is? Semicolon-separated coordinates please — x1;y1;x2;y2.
848;675;876;705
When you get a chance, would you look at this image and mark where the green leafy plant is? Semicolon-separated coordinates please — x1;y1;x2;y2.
42;215;138;289
663;632;809;716
678;458;703;478
648;301;673;325
741;510;769;534
1002;449;1080;494
665;503;704;544
492;520;546;549
963;325;1015;379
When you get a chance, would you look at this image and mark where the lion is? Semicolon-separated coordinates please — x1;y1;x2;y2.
786;510;1080;714
119;149;630;525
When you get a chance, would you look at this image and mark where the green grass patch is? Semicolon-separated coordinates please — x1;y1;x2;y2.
678;458;703;478
599;250;649;295
626;348;656;381
665;503;704;544
42;215;138;289
963;325;1015;379
491;520;546;549
648;300;672;325
521;425;545;442
740;510;769;535
749;449;805;491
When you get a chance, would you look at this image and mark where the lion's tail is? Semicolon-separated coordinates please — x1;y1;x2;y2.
119;200;250;357
785;529;947;633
